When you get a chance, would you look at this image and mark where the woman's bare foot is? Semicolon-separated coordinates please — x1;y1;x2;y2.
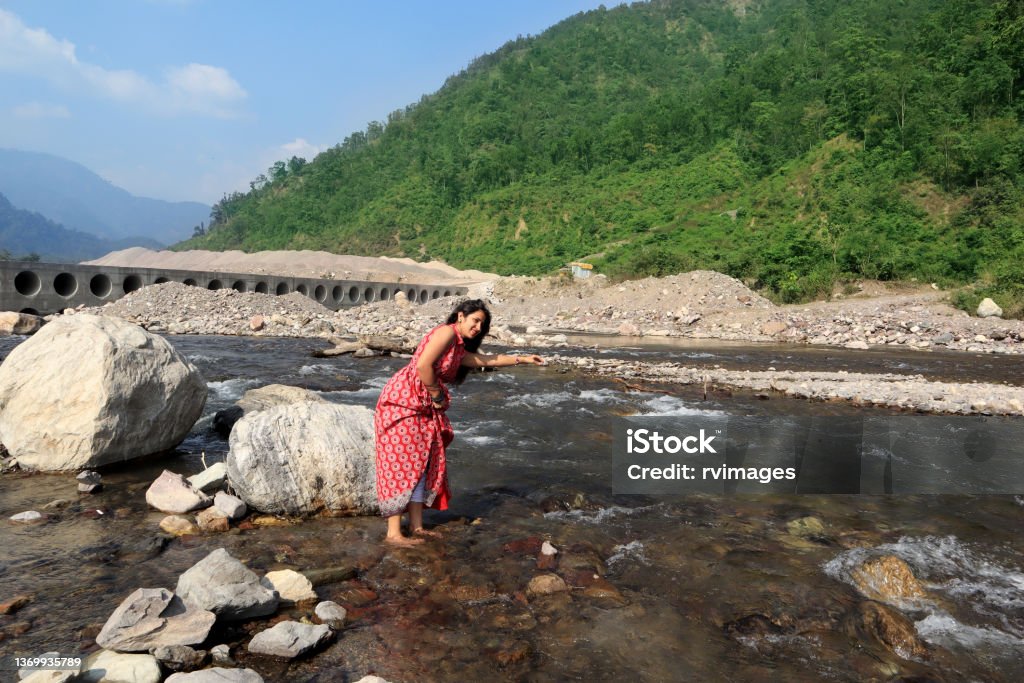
384;534;424;546
411;527;442;538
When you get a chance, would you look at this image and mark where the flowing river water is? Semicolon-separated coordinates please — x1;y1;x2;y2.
1;334;1023;682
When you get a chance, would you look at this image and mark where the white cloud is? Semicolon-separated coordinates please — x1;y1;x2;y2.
279;138;325;162
12;101;71;119
0;9;246;117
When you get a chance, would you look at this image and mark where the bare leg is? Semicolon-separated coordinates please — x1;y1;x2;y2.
384;513;422;546
408;503;441;537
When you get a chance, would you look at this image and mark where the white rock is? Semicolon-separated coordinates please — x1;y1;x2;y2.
96;587;215;652
247;621;331;659
213;491;247;520
227;402;377;516
78;650;161;683
0;311;43;335
10;510;44;522
354;677;394;683
314;600;347;629
541;541;558;556
166;669;264;683
176;548;279;621
0;315;206;471
146;470;211;514
977;298;1003;318
187;462;228;493
844;341;870;350
260;570;317;603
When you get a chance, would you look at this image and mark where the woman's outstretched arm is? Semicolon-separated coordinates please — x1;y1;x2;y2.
461;352;545;368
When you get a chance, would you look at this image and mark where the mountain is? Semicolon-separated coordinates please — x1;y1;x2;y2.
0;192;160;262
176;0;1024;313
0;149;209;246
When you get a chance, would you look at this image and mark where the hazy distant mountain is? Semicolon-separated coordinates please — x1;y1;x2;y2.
0;192;161;262
0;149;209;246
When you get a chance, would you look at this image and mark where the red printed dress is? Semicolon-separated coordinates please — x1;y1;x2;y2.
374;323;465;517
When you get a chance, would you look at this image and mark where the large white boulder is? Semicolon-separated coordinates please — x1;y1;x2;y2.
0;315;206;471
977;297;1003;318
227;401;377;516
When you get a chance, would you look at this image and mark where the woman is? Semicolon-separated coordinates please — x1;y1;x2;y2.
374;299;544;545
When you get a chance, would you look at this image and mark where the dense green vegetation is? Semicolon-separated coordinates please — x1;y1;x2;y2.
177;0;1024;315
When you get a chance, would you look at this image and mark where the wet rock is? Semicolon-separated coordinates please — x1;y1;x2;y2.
247;620;332;658
0;311;43;335
166;668;265;682
977;298;1003;318
77;470;103;493
196;507;230;532
303;565;358;587
581;577;627;605
160;515;200;537
150;644;206;671
314;601;347;629
79;650;161;683
42;498;71;510
527;573;569;596
146;470;211;514
0;594;31;614
492;638;533;666
96;587;216;652
0;315;206;471
9;510;44;523
209;644;234;666
227;402;377;516
214;491;247;520
260;570;317;604
537;541;558;570
503;537;543;555
176;548;279;620
212;406;244;439
851;555;927;605
786;516;826;538
187;462;227;493
847;600;929;660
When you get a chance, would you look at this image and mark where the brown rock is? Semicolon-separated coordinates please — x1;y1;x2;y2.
503;537;543;555
196;506;229;532
160;515;199;537
251;515;294;527
493;639;532;666
851;556;928;604
0;594;31;615
527;573;569;597
848;601;929;659
249;315;265;331
761;321;789;335
582;577;626;604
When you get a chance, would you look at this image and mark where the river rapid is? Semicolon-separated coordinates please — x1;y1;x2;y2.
1;334;1023;682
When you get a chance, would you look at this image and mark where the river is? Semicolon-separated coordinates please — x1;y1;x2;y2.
1;334;1022;682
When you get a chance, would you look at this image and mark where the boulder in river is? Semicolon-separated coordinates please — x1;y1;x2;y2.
0;315;206;471
851;555;928;606
247;620;332;658
227;401;377;516
212;384;324;438
176;548;279;621
96;587;215;652
146;470;211;514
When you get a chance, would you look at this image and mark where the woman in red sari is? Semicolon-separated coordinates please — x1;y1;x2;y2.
374;299;544;545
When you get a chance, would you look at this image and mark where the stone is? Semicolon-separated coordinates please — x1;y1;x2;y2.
150;644;205;671
214;491;247;520
249;315;265;331
166;669;264;682
977;297;1003;318
209;644;234;666
196;507;230;532
847;601;928;659
260;570;317;604
0;315;206;471
617;322;640;336
96;587;216;652
78;650;162;683
354;677;393;683
10;510;44;522
933;332;954;345
0;311;43;335
227;402;377;516
77;470;102;485
314;601;347;629
146;470;211;514
526;573;569;596
160;515;200;537
761;321;788;336
213;385;326;438
537;541;559;570
78;483;102;494
176;548;279;621
20;670;77;682
247;620;332;658
187;462;227;493
786;516;826;537
851;555;928;605
0;594;31;614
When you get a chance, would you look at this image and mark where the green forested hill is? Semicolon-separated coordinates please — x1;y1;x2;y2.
178;0;1024;313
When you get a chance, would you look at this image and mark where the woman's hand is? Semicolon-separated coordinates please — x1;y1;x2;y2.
516;354;545;365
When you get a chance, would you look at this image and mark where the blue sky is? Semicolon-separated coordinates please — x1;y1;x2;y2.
0;0;610;205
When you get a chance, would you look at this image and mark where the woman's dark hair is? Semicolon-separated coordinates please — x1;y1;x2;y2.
446;299;491;384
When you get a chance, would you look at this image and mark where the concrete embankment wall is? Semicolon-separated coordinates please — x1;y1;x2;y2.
0;261;467;315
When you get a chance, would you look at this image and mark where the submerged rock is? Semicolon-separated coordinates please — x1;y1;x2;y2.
851;555;928;605
227;401;377;516
0;315;206;471
847;600;929;660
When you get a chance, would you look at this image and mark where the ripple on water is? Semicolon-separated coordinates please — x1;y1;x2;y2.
206;378;260;402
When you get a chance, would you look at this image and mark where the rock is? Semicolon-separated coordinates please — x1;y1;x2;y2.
166;669;264;682
526;573;569;596
10;510;45;523
146;470;211;514
96;587;216;652
188;462;228;493
247;620;332;659
933;332;954;345
0;311;43;335
150;644;205;671
0;594;31;614
354;677;393;683
847;601;928;659
213;385;326;438
977;297;1003;318
209;644;234;666
0;315;206;471
844;340;870;350
196;507;230;532
160;515;200;537
211;406;244;439
851;556;927;605
214;492;247;519
78;483;102;494
77;470;102;485
20;669;78;682
761;321;788;335
249;315;265;331
260;570;317;604
617;322;640;336
314;601;347;629
537;541;559;570
78;650;162;683
786;516;826;538
176;548;279;620
227;402;377;516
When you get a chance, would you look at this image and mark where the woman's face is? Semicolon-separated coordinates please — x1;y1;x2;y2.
457;310;487;338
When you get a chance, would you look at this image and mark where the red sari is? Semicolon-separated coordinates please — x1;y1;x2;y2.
374;323;465;517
